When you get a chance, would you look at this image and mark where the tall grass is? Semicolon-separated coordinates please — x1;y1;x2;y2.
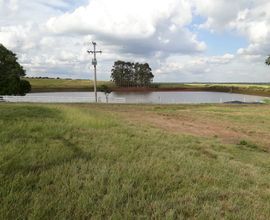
0;104;270;219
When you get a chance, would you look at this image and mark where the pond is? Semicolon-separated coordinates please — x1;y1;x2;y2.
3;91;267;104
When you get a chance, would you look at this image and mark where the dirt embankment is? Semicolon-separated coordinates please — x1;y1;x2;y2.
112;87;270;97
111;87;203;92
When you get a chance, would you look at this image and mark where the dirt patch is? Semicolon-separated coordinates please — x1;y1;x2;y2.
122;111;243;141
114;108;270;148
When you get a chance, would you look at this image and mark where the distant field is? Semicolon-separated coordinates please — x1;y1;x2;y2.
26;78;114;92
25;78;270;96
0;103;270;219
157;83;270;97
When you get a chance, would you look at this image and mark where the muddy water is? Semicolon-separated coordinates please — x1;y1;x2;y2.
3;91;266;104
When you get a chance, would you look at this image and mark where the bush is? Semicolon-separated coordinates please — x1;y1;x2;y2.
19;80;31;95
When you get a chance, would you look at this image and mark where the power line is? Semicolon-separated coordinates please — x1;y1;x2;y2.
87;42;102;103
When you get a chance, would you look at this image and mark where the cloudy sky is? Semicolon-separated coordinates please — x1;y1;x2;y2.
1;0;270;82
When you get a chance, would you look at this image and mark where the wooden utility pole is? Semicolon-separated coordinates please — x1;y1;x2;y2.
88;42;102;103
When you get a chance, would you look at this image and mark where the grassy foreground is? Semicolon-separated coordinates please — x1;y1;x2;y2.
1;103;270;219
26;78;270;97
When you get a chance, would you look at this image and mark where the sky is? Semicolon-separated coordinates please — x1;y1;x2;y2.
1;0;270;82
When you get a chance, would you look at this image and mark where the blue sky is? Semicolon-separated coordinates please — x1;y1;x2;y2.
198;30;248;56
189;15;248;55
0;0;270;82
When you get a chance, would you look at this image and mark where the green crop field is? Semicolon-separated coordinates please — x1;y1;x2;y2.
1;103;270;219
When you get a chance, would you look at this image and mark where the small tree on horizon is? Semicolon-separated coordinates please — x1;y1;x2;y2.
100;84;112;103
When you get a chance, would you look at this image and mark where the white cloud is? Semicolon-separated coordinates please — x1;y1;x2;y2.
155;53;270;82
46;0;205;56
47;0;192;37
0;0;270;82
0;24;41;50
193;0;249;31
193;0;270;57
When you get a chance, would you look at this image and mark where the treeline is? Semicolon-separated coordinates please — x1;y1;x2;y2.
111;60;154;87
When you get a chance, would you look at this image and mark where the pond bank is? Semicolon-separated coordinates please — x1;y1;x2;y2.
26;78;270;97
112;86;270;97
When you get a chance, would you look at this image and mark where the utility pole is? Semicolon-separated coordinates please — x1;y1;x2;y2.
88;42;102;103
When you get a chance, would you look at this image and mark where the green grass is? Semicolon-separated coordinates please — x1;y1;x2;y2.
157;83;270;96
263;98;270;104
1;103;270;219
26;78;114;92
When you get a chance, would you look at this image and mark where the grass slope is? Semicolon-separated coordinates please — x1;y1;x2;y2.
157;83;270;97
27;78;113;92
0;103;270;219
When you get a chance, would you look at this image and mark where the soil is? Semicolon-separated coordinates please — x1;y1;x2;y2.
114;107;270;148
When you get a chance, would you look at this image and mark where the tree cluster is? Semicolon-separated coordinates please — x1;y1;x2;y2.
0;44;31;95
111;61;154;87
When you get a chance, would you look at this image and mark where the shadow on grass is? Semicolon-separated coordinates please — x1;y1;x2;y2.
2;137;93;176
0;105;62;121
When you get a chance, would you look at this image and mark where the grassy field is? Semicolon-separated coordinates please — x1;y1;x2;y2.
26;78;114;92
1;103;270;219
157;83;270;97
26;78;270;97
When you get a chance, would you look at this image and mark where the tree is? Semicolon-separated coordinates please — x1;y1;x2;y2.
266;56;270;66
140;63;154;87
0;44;31;95
100;84;112;103
19;80;31;95
111;61;125;87
111;60;154;87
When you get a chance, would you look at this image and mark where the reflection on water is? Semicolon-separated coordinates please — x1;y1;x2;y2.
3;91;266;104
